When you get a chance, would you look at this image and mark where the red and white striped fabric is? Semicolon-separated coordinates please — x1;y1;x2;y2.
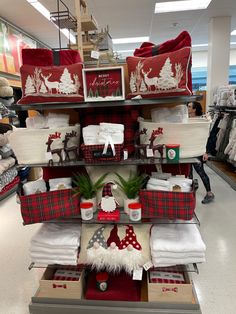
149;269;185;284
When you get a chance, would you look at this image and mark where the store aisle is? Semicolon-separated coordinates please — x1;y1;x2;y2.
0;165;235;314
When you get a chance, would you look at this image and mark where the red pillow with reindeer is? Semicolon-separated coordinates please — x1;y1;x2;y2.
18;63;84;104
126;46;192;99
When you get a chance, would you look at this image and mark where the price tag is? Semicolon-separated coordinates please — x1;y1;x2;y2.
146;148;154;157
45;152;52;161
143;261;153;271
0;114;2;120
91;50;100;59
123;150;128;160
133;267;143;280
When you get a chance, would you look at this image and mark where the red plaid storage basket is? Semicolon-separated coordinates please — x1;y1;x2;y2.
19;189;80;224
81;143;123;163
139;186;196;220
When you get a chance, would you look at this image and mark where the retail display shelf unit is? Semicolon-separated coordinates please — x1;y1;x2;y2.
35;211;200;226
16;157;200;168
18;95;203;314
9;95;202;111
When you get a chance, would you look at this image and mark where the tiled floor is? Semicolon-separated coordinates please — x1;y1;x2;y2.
0;165;236;314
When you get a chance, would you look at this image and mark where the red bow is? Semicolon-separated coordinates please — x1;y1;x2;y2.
162;287;178;293
52;284;67;289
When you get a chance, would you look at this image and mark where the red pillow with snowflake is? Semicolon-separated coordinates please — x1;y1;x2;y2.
126;46;192;99
18;63;84;104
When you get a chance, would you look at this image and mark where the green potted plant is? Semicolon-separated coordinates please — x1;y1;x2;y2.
73;173;108;212
115;172;147;214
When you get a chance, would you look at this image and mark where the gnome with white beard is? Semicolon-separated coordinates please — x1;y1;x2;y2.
99;182;119;212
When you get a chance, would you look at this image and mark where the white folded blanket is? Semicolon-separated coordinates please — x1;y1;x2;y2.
151;251;205;258
98;132;124;144
31;257;78;265
99;122;124;132
82;125;100;145
146;184;170;191
30;246;78;256
49;177;72;191
23;179;47;196
152;256;206;267
31;223;81;249
147;178;170;187
30;251;78;260
150;223;206;253
0;157;15;175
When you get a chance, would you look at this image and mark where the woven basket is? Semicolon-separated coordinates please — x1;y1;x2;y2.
81;143;123;163
139;118;210;158
139;181;197;220
9;125;80;165
19;188;80;225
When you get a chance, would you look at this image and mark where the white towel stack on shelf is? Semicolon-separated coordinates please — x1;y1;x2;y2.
146;176;192;192
82;123;124;145
150;223;206;267
30;223;81;265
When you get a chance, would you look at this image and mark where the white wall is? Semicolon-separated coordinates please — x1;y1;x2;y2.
192;49;236;68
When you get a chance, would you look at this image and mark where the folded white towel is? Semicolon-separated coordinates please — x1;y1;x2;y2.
31;223;81;249
30;246;78;256
99;122;124;132
0;157;15;175
31;257;78;266
147;178;170;187
23;179;47;196
151;251;205;258
30;250;78;260
150;223;206;253
152;256;206;267
49;177;72;191
98;132;124;144
146;184;170;191
168;177;192;186
82;125;100;145
47;113;70;128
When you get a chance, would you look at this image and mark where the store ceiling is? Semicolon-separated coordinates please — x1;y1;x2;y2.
1;0;236;54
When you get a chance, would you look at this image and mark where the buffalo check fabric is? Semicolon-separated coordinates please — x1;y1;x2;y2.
149;268;186;284
53;269;82;281
81;143;123;163
20;189;80;224
139;189;196;220
79;107;140;154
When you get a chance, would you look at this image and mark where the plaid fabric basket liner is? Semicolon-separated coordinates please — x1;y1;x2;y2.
81;143;123;163
139;188;196;220
20;189;80;224
149;269;185;284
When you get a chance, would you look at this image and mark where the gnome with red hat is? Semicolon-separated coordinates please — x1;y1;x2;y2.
99;182;119;213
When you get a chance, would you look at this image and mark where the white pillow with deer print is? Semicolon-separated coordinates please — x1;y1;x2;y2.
49;177;72;191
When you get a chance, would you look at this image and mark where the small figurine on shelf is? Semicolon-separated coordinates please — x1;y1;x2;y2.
134;128;148;159
45;133;64;166
97;182;120;221
148;128;165;159
63;130;79;161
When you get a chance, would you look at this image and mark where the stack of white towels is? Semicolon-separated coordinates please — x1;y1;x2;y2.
30;223;81;265
150;223;206;267
82;123;124;145
147;176;192;192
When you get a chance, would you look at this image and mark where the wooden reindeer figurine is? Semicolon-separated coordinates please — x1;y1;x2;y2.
148;128;165;159
46;132;64;165
134;128;148;158
63;131;79;161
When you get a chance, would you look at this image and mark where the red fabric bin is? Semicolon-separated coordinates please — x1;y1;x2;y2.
19;189;80;225
139;183;196;220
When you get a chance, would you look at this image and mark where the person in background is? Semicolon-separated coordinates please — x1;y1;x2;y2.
188;102;215;204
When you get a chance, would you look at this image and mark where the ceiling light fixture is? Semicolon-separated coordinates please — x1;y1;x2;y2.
155;0;212;14
231;30;236;35
113;36;149;44
26;0;76;44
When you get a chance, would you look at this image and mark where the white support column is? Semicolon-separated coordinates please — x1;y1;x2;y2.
206;16;231;108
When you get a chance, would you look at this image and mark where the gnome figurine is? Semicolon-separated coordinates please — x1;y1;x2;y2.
99;182;119;213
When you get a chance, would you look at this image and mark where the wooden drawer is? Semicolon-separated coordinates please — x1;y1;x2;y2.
37;266;84;299
147;268;193;303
